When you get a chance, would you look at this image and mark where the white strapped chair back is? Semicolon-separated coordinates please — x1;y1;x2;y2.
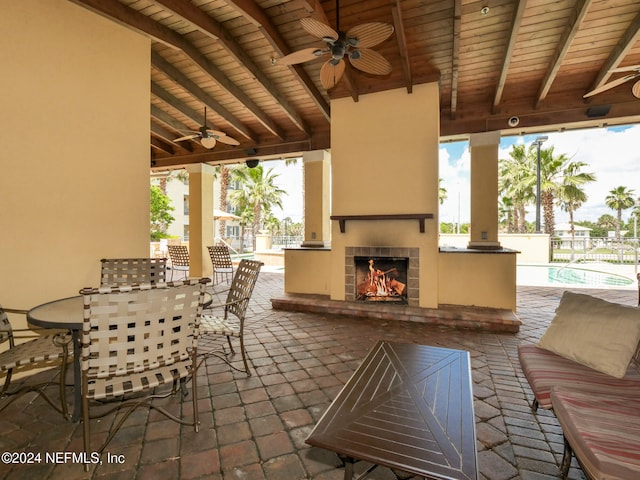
167;245;190;280
200;259;262;375
79;278;209;469
207;245;235;285
100;257;167;286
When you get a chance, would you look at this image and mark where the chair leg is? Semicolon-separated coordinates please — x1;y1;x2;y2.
560;437;573;479
226;335;235;354
82;394;91;472
239;335;250;376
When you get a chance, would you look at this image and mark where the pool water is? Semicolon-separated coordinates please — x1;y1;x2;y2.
517;264;634;287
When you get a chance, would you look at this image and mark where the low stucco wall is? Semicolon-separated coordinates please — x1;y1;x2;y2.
438;249;517;310
439;233;549;263
284;248;331;295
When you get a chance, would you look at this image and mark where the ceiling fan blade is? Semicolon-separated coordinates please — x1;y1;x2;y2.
610;64;640;73
346;22;394;49
583;73;640;98
320;59;345;90
279;47;326;65
174;134;200;143
349;48;392;75
215;135;240;146
632;80;640;99
300;17;338;41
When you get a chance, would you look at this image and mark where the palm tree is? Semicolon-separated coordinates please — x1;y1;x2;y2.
217;165;231;240
605;186;635;240
438;178;447;205
229;165;286;250
557;161;596;257
499;145;534;233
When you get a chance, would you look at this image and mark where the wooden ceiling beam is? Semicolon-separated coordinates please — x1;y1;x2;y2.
151;136;175;155
493;0;527;111
390;0;412;94
450;0;462;116
225;0;331;123
151;52;257;143
151;133;331;169
70;0;286;140
587;12;640;95
151;122;193;152
535;0;592;107
151;81;257;149
152;0;311;136
151;104;192;134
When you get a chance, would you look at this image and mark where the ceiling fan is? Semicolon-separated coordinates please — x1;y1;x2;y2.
278;0;394;90
173;107;240;149
584;65;640;99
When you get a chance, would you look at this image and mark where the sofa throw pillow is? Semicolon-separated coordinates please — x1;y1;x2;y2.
537;291;640;378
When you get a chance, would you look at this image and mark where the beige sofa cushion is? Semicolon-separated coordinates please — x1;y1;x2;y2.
538;291;640;378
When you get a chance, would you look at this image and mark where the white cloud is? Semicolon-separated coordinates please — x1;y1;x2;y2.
439;144;471;224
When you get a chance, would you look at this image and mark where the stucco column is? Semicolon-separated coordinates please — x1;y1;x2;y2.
301;150;331;247
468;131;501;250
186;163;215;276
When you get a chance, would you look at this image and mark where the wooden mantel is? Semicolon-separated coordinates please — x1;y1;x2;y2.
330;214;434;233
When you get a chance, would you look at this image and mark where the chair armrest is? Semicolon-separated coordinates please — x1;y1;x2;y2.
206;296;250;311
3;308;28;315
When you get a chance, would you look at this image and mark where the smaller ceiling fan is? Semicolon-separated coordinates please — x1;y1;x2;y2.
584;65;640;99
277;0;394;90
174;107;240;149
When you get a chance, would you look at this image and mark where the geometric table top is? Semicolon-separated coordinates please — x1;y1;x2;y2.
306;341;478;480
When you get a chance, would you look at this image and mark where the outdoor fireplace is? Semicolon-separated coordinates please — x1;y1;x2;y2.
354;256;409;303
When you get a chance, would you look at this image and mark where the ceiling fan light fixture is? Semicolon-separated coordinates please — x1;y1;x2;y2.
201;136;217;149
350;50;362;60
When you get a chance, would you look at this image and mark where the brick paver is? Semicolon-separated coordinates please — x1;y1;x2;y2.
2;272;634;479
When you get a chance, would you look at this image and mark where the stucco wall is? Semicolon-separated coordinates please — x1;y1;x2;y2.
438;251;517;310
329;84;440;307
0;0;150;315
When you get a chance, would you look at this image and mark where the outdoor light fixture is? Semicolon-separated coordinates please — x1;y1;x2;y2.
245;158;259;168
200;136;217;149
533;135;548;233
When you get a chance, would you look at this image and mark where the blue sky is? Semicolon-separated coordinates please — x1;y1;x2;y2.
267;124;640;226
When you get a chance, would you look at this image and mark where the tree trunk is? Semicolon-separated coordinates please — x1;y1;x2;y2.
569;209;575;261
218;166;229;240
542;190;555;236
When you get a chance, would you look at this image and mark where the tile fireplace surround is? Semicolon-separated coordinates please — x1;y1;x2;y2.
345;246;420;306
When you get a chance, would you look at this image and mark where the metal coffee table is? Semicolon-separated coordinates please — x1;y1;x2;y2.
306;340;477;480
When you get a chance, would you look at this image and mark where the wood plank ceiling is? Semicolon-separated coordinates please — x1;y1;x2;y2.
69;0;640;169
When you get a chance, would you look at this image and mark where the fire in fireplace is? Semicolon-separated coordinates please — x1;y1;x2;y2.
355;256;408;303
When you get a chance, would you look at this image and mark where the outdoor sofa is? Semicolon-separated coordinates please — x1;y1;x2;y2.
518;291;640;479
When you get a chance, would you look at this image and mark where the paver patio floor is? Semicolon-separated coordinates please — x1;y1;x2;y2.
1;271;635;480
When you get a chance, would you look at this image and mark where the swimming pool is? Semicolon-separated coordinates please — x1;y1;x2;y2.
517;264;635;288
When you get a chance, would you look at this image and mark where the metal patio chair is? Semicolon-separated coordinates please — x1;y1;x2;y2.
79;279;208;470
207;245;235;285
199;259;262;375
0;305;72;418
167;245;190;281
100;257;167;286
